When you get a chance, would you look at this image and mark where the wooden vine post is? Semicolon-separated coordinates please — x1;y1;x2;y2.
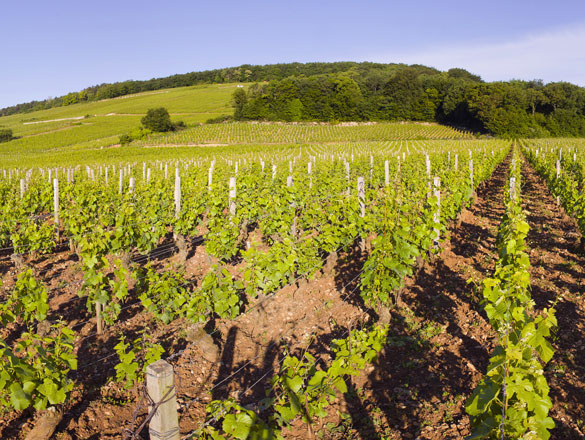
384;160;389;187
229;177;236;217
288;175;296;236
358;177;365;218
556;160;561;206
510;177;516;201
20;178;25;198
96;303;103;335
147;360;179;440
469;159;474;190
358;176;365;251
425;155;431;180
433;177;441;246
174;174;181;217
425;155;431;198
345;162;350;195
53;178;59;242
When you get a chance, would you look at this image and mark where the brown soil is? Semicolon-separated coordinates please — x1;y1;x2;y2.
0;234;371;439
311;155;511;440
1;153;583;440
521;160;585;439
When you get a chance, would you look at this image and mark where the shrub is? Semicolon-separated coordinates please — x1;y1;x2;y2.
0;129;13;143
119;134;133;145
141;107;174;132
131;126;152;140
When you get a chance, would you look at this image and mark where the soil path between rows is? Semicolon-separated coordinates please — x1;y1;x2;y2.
338;154;511;440
521;160;585;440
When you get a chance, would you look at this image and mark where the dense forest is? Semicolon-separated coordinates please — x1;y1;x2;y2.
2;62;585;137
231;64;585;137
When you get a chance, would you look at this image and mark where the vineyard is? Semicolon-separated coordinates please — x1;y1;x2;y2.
0;126;584;440
139;121;473;147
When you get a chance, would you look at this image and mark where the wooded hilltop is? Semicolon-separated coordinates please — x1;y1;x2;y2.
2;62;585;138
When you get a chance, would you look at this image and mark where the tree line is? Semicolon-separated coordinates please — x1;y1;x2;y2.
232;65;585;137
0;62;366;117
2;62;585;137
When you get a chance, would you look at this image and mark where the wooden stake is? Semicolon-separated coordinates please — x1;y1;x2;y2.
229;177;236;217
426;155;431;197
96;302;103;335
345;162;350;195
433;177;441;245
146;360;179;440
357;177;365;218
53;179;59;242
174;175;181;217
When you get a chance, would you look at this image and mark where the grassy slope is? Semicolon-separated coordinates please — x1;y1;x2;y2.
0;84;240;166
0;82;476;168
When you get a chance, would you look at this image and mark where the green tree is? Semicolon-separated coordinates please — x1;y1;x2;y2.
0;128;13;143
447;68;482;82
141;107;174;132
232;88;248;120
119;134;133;145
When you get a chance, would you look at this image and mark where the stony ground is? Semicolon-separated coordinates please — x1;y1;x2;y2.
1;153;584;439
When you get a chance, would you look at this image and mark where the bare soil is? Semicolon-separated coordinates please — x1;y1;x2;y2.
521;160;585;440
1;153;584;440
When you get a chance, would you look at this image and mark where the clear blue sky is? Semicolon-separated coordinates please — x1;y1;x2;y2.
2;0;585;108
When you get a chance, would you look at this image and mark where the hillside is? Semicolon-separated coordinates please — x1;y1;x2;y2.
3;62;585;139
0;83;241;166
0;81;475;168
